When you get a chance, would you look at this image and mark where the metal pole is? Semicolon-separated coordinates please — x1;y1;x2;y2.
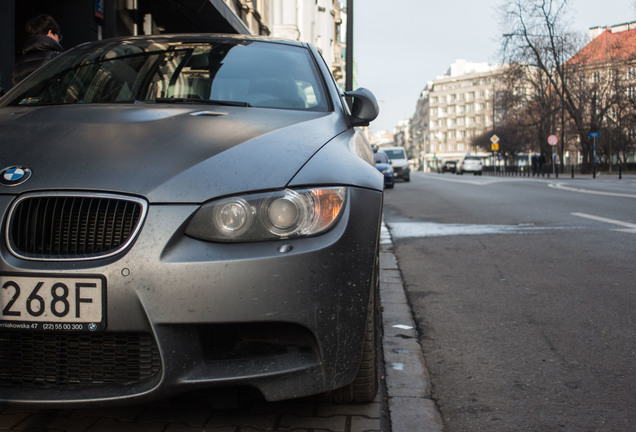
560;37;565;173
551;146;555;177
345;0;354;92
593;136;597;179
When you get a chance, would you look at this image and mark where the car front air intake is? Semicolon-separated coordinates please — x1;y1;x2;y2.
6;193;147;261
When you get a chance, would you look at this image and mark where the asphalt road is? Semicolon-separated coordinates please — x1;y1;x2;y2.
382;172;636;432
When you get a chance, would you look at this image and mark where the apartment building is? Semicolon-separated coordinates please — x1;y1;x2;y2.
270;0;345;86
413;59;503;171
566;22;636;166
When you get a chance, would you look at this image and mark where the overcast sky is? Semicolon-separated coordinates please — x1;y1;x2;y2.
354;0;635;133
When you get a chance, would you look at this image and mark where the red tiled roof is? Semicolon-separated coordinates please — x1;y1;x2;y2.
568;28;636;66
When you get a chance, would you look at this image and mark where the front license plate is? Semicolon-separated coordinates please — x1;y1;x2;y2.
0;274;106;332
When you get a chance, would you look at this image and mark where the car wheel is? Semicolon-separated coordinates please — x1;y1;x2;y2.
326;248;380;403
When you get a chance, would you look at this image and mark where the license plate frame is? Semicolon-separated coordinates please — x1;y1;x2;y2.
0;273;106;332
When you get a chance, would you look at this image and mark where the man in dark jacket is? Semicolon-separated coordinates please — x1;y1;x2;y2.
11;14;64;86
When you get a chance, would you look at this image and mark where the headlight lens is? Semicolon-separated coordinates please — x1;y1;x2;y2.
213;198;253;238
186;187;346;242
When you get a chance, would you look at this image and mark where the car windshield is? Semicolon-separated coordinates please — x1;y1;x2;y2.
2;39;329;111
384;149;406;159
374;152;389;164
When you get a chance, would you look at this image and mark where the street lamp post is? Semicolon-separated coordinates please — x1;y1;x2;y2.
557;36;565;173
345;0;354;92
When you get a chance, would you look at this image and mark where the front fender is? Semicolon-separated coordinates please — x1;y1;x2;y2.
288;128;384;191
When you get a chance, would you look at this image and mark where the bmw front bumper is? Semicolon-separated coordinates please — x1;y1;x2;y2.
0;187;383;405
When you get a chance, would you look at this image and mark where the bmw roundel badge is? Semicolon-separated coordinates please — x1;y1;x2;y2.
0;166;32;186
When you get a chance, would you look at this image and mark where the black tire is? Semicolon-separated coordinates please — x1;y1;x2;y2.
326;249;380;403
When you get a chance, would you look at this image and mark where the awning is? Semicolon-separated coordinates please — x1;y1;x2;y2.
144;0;251;35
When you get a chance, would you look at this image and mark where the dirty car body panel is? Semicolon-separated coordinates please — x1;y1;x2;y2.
0;34;383;406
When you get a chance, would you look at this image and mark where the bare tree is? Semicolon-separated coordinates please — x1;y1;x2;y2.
500;0;603;171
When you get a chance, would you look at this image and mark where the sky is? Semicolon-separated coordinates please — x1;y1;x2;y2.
354;0;635;133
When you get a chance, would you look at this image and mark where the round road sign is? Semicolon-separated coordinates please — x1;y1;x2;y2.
548;135;558;146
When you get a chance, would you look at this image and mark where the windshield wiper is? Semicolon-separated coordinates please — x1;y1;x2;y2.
154;97;251;107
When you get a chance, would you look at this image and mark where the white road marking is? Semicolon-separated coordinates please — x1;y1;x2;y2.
387;221;552;239
571;213;636;234
549;183;636;199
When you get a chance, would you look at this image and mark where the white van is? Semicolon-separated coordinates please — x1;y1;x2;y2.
381;146;410;181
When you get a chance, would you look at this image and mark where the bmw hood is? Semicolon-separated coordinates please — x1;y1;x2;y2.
0;104;346;202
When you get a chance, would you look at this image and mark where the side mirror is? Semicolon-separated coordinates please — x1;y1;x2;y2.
344;88;379;127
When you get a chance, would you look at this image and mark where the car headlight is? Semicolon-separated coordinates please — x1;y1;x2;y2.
186;187;347;242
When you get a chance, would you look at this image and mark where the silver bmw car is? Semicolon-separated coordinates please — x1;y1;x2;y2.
0;34;383;405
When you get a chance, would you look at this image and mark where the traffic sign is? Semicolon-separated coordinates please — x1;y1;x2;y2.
490;134;499;144
589;131;601;138
547;135;558;146
491;143;499;151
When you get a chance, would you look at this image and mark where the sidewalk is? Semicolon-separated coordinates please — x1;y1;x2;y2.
380;223;443;432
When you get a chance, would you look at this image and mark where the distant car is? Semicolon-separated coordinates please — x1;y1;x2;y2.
382;146;410;181
440;161;457;174
374;151;394;188
457;155;483;175
0;34;384;406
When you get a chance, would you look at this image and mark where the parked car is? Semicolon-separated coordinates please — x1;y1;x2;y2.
456;155;483;175
0;34;384;406
374;151;394;188
381;146;410;181
440;161;457;173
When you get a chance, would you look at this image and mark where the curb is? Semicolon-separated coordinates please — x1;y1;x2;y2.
380;223;444;432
